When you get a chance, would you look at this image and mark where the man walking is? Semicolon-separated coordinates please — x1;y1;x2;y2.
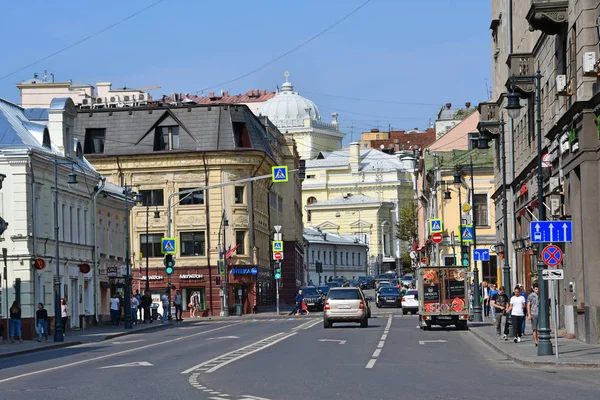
506;285;526;343
527;282;540;347
490;286;509;340
294;290;303;316
174;290;183;321
141;290;152;323
489;284;499;323
161;290;169;323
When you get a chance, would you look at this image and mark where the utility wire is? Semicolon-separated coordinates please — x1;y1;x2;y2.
304;90;442;107
0;0;167;82
198;0;372;92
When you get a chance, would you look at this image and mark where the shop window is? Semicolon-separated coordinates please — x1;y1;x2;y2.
180;231;206;256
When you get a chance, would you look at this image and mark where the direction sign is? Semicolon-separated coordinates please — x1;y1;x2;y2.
429;218;443;233
542;269;564;280
272;240;283;252
161;238;177;254
457;225;474;243
272;166;289;183
273;251;283;260
431;232;443;244
473;249;490;261
542;244;563;267
530;221;573;243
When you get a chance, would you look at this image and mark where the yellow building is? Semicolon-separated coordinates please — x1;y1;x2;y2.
303;142;418;275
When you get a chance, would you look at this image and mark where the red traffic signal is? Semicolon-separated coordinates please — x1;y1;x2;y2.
215;276;221;286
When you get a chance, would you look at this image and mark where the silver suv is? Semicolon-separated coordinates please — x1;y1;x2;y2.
323;287;369;329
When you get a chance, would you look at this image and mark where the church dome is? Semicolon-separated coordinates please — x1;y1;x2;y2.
258;72;321;129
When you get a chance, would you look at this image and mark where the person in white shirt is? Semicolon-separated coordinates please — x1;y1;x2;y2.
161;291;169;323
506;286;526;343
110;293;120;327
130;295;139;325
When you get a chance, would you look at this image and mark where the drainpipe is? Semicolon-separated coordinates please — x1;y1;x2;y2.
507;0;518;286
92;177;106;324
29;155;37;314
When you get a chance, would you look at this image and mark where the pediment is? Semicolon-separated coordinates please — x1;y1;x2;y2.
350;219;372;229
317;221;339;230
134;109;197;146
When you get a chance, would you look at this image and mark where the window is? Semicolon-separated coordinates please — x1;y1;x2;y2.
474;194;488;226
234;186;244;204
140;189;164;206
306;175;316;179
468;133;478;150
84;210;88;245
358;253;361;266
34;196;41;237
317;251;321;261
311;250;314;263
352;252;355;266
328;289;361;300
233;122;250;148
346;252;349;265
77;208;81;244
339;252;343;265
180;232;206;256
140;234;163;258
179;189;204;205
84;128;106;154
269;192;277;210
329;251;332;265
107;220;112;255
42;129;51;149
154;126;179;151
61;204;66;241
277;197;283;213
235;231;246;255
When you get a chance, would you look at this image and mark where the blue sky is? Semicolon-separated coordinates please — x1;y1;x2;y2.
0;0;491;145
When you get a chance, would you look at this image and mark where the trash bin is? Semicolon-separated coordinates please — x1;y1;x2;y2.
235;304;243;316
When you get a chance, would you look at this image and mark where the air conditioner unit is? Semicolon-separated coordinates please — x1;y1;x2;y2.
108;95;119;108
80;98;91;109
583;52;598;76
556;75;571;96
93;97;105;108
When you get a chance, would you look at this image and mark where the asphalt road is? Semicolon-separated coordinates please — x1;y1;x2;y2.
1;295;599;400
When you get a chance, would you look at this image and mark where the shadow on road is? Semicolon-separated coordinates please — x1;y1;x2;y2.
0;346;107;370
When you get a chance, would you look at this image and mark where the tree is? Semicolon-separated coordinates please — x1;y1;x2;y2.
395;200;418;269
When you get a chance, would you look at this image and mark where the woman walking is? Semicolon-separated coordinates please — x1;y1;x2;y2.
9;301;23;343
60;298;69;334
36;303;49;342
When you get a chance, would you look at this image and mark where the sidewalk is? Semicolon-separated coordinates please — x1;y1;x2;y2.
469;320;600;368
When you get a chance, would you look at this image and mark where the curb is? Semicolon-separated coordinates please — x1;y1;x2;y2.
0;341;83;359
469;327;600;369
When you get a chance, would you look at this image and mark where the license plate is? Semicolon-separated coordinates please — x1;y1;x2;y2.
438;316;452;320
306;303;314;306
386;299;396;302
339;305;351;309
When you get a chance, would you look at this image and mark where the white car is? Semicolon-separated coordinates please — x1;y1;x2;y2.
402;289;419;315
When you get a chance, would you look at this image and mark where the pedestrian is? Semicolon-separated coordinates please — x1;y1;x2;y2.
141;290;152;323
189;292;198;318
161;290;169;323
36;303;49;342
491;286;509;340
174;289;183;321
110;293;120;326
294;290;304;316
527;282;540;347
9;301;23;343
519;285;527;336
60;298;69;333
135;290;142;321
506;285;526;343
117;292;124;321
301;299;310;316
131;293;139;325
482;281;490;318
489;284;499;322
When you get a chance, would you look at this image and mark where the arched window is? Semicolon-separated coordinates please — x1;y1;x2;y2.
75;141;83;160
306;197;317;222
42;128;51;149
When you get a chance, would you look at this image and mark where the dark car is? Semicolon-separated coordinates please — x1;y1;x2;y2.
326;281;341;288
318;285;330;296
376;287;402;308
301;286;325;311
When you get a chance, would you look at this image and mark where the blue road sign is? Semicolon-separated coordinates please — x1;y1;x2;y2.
161;237;177;254
473;249;490;262
251;267;258;275
272;166;289;182
530;221;573;243
430;218;443;233
460;226;474;243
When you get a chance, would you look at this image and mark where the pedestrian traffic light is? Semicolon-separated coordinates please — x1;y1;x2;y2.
461;245;470;267
275;267;281;279
215;276;221;286
164;254;174;275
298;159;306;179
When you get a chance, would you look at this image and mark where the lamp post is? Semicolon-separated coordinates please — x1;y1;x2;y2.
143;205;161;293
221;212;230;317
453;172;464;267
505;70;553;356
122;185;140;330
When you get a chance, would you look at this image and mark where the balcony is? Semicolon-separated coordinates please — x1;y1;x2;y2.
477;102;501;137
505;53;535;95
526;0;568;35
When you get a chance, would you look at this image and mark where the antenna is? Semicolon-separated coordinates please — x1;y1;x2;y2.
485;78;491;100
350;121;355;142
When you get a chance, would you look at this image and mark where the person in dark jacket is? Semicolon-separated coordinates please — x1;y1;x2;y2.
141;290;152;323
9;301;22;343
36;303;49;342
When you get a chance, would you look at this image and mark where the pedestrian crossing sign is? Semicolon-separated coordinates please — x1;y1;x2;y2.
272;240;283;252
457;225;474;243
161;237;177;254
429;218;443;233
272;166;288;183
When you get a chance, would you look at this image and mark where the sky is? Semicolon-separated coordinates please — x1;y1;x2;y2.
0;0;492;146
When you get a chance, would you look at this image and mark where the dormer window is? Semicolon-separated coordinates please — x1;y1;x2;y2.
84;128;105;154
154;126;179;151
42;128;51;149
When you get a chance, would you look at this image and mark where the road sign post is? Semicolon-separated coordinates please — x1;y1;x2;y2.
542;245;563;267
530;221;573;243
431;233;443;244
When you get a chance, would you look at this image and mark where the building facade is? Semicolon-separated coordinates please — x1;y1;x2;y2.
303;227;369;284
0;97;128;339
485;0;600;343
74;102;303;314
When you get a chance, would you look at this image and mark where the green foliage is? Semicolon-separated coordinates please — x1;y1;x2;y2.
395;200;418;243
453;108;476;120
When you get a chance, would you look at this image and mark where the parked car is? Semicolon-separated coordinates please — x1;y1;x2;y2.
318;285;331;296
326;281;341;288
323;287;369;329
376;280;391;292
376;287;402;308
402;289;419;315
300;286;325;311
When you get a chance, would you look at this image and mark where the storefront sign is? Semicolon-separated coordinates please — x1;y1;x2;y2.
230;267;258;275
179;274;204;279
140;275;164;280
107;267;118;277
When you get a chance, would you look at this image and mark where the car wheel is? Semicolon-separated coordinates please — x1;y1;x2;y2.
376;303;380;308
323;319;331;329
402;309;408;315
411;310;417;315
360;318;368;328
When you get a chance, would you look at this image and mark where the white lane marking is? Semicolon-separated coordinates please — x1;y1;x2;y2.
110;339;144;345
98;361;153;369
303;319;322;330
372;349;381;357
241;395;272;400
419;340;448;345
292;318;320;331
385;316;393;330
206;336;240;340
377;341;385;348
0;323;240;384
365;359;377;369
365;316;392;369
318;339;346;344
381;334;387;340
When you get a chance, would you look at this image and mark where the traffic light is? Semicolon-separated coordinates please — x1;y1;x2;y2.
461;245;470;267
298;159;306;179
164;254;174;275
215;276;221;286
274;267;281;280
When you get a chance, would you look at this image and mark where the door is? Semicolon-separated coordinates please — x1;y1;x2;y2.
70;281;79;328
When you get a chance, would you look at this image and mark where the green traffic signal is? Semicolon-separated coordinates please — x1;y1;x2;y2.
164;254;174;275
275;268;281;279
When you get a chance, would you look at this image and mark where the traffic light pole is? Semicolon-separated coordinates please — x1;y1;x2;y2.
222;217;229;317
123;184;133;330
275;260;280;316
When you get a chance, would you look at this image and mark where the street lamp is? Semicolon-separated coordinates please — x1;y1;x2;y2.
122;185;142;329
143;205;161;294
505;69;552;356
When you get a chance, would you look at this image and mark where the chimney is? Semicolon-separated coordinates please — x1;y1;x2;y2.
350;142;360;174
247;90;253;96
465;102;471;108
370;128;379;133
223;91;228;97
260;89;266;95
209;92;215;98
393;138;400;153
446;103;452;109
50;73;54;83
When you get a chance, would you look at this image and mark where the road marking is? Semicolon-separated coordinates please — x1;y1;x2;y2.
372;349;381;357
365;359;377;369
318;339;346;344
0;323;240;384
111;339;144;345
381;334;387;340
377;341;385;348
385;316;393;330
98;361;153;369
241;396;271;400
365;316;392;369
206;336;240;340
419;340;448;345
292;319;320;331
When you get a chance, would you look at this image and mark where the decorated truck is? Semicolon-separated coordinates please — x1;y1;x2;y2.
418;266;469;330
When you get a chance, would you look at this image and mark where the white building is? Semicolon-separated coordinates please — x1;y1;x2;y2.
303;227;368;284
0;97;129;338
258;72;345;159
